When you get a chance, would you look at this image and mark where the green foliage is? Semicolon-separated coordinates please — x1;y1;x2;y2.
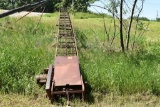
48;0;98;12
0;0;97;12
107;0;119;14
139;17;150;21
0;17;54;94
137;21;144;30
132;16;150;21
156;18;160;22
73;12;110;19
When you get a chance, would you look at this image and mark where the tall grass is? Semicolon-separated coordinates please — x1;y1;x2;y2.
0;17;55;94
79;47;160;95
0;13;160;96
75;23;160;95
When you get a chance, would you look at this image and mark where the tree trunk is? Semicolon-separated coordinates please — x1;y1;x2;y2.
120;0;125;52
126;0;138;50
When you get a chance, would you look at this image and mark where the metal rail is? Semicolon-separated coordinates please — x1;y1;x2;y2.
0;0;48;18
55;8;78;56
36;8;85;106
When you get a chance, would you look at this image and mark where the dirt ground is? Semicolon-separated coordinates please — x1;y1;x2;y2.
0;9;46;17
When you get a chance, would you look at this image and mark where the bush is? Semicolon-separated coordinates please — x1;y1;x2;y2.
130;16;150;21
156;18;160;22
139;17;150;21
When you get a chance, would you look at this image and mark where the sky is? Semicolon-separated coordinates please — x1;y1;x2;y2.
88;0;160;20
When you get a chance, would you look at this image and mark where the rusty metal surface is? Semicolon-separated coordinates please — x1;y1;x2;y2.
52;90;83;95
36;8;85;105
46;64;53;99
53;56;82;86
55;8;78;57
35;74;47;84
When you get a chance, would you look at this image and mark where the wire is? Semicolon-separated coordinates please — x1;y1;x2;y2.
14;2;46;23
0;0;48;18
0;1;47;33
33;6;46;34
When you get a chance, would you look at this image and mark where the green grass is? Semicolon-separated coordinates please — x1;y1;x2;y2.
73;13;160;95
0;12;160;99
0;17;56;94
79;48;160;95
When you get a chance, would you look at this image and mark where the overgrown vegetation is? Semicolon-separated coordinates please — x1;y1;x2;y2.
0;12;160;97
0;16;55;94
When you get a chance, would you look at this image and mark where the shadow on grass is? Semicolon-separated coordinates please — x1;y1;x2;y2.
80;64;95;104
75;28;95;104
75;28;88;49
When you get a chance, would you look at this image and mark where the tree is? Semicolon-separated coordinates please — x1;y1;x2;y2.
126;0;138;50
119;0;125;52
0;0;97;12
93;0;145;51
